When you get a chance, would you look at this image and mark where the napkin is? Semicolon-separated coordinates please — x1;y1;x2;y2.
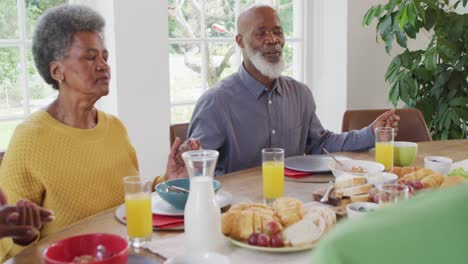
153;214;184;228
124;214;184;229
284;168;313;179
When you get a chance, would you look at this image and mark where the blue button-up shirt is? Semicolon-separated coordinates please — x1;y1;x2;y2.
188;65;374;175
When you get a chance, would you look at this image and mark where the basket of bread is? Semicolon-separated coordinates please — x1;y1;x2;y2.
221;197;336;251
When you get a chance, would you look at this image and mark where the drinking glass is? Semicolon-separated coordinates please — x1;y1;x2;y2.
262;148;284;204
375;127;394;170
377;183;409;207
124;176;152;248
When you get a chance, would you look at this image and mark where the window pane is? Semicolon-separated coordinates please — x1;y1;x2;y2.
0;0;19;39
205;0;236;38
0;47;23;118
169;43;203;103
168;0;201;38
25;0;67;39
240;0;295;37
27;48;57;112
206;43;238;86
0;120;21;150
283;42;295;78
171;104;195;124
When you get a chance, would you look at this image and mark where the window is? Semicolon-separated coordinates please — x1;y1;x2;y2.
168;0;304;124
0;0;66;150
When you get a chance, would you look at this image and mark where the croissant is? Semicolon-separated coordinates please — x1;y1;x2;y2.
272;197;304;228
390;166;423;178
420;173;446;188
221;203;281;240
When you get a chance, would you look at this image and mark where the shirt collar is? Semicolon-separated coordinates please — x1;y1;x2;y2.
238;63;282;99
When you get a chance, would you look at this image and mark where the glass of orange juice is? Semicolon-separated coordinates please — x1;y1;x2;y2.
124;176;152;248
375;127;394;170
262;148;284;204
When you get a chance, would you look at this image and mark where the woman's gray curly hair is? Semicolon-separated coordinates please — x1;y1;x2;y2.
32;4;105;89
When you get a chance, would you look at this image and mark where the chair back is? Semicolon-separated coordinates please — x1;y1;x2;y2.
170;123;189;144
342;108;432;142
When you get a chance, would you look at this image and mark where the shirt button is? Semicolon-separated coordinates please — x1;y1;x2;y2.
264;88;268;91
269;100;272;104
272;130;276;134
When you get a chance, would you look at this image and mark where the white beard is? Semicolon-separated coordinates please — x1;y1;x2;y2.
245;43;285;79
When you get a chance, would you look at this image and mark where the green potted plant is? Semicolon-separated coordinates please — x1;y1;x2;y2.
362;0;467;140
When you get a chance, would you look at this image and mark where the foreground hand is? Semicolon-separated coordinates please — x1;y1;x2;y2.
0;205;37;245
164;137;202;180
371;109;400;137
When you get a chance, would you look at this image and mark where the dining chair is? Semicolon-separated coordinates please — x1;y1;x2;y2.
342;108;432;142
169;123;189;144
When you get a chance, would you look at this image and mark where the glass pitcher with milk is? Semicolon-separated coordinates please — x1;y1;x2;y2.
182;150;223;254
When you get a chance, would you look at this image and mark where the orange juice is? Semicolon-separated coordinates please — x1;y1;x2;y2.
125;193;152;238
262;161;285;201
375;142;394;170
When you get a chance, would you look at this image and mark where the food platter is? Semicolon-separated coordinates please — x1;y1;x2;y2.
285;155;350;172
229;238;317;253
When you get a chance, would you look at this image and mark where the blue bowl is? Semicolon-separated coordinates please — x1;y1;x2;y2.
156;178;221;210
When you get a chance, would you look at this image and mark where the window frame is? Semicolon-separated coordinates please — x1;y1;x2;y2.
168;0;305;123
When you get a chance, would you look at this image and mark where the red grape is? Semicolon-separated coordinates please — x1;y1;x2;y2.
264;220;281;236
247;232;259;245
256;233;271;247
411;181;424;190
270;233;284;247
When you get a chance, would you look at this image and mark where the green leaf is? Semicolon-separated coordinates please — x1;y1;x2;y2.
397;5;409;30
407;76;418;99
389;80;400;106
399;78;411;104
385;56;401;82
424;8;437;30
362;6;375;26
380;15;393;53
407;2;418;26
449;97;468;106
424;48;437;71
415;66;433;81
395;30;408;48
464;0;468;7
434;71;451;89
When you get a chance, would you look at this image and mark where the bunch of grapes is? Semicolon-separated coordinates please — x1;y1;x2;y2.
247;221;284;247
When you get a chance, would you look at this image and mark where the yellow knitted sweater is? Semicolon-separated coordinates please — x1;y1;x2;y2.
0;110;139;261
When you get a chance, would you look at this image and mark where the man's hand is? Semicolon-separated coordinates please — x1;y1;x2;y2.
371;109;400;137
164;137;202;180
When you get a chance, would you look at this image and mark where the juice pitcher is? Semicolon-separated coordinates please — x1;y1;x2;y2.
182;150;223;254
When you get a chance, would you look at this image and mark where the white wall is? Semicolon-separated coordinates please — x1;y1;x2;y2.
96;0;171;177
306;0;348;133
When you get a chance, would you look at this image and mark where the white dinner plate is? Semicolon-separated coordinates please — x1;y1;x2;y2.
285;155;350;173
229;238;317;253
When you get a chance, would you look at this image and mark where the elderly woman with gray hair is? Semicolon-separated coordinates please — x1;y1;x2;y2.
0;4;196;260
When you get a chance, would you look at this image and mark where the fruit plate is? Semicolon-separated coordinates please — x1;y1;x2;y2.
229;238;317;253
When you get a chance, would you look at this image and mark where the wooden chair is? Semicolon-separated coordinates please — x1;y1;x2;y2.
169;123;189;144
342;108;432;142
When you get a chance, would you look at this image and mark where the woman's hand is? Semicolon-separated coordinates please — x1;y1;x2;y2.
164;137;202;180
0;205;37;242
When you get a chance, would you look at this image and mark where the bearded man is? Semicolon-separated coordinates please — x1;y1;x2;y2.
188;5;399;175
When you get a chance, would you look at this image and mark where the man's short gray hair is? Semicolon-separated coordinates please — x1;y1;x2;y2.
32;4;105;89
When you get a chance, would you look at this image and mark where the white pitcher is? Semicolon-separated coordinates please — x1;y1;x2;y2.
182;150;223;254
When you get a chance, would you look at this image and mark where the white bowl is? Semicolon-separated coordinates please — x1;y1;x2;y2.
366;172;398;186
164;252;230;264
329;160;385;178
424;156;453;175
346;202;379;219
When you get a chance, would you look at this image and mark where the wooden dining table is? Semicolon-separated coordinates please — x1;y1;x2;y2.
6;139;467;264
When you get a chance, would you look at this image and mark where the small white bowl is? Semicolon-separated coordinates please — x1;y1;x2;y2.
329;160;385;178
164;252;230;264
424;156;453;175
346;202;379;219
366;172;398;186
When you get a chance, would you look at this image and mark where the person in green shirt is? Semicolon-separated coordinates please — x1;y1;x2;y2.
311;183;468;264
